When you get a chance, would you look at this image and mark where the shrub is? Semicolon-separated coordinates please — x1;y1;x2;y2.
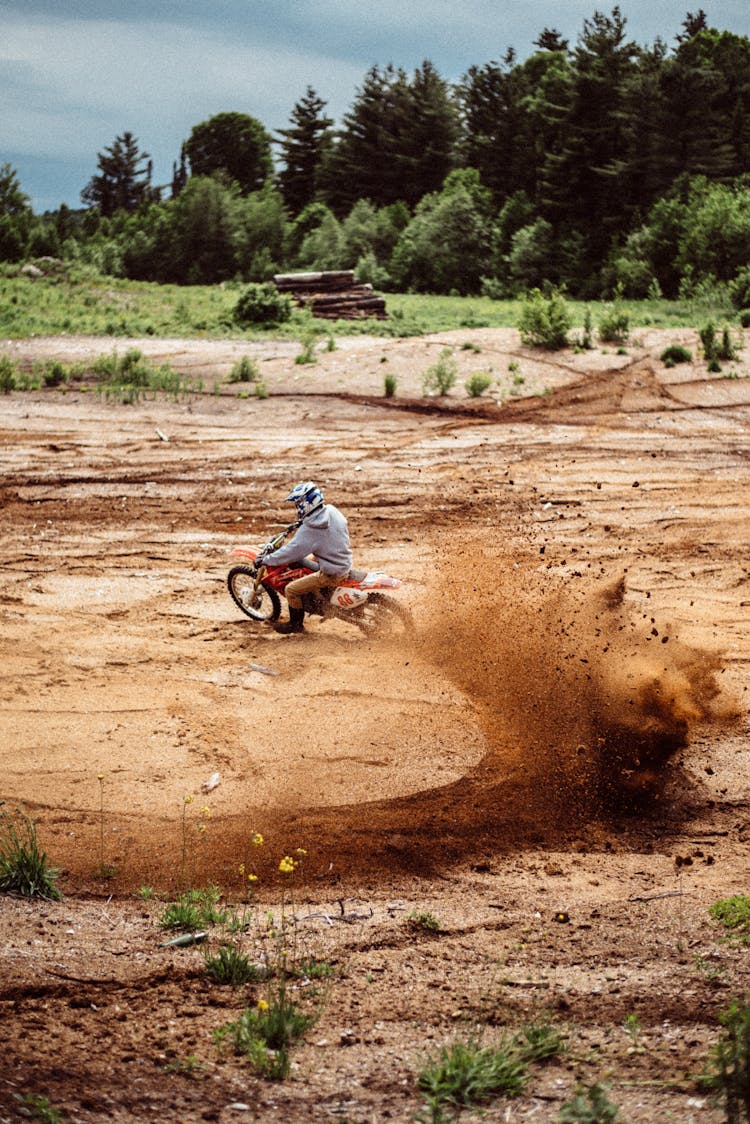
517;288;571;349
701;321;740;364
422;348;458;395
295;331;318;365
384;372;397;398
233;282;292;325
0;354;18;393
660;344;693;365
698;999;750;1123
417;1023;564;1118
729;265;750;309
0;806;61;900
598;290;630;344
709;896;750;945
465;371;493;398
559;1082;621;1121
229;355;260;383
215;981;317;1080
42;360;68;387
204;944;264;986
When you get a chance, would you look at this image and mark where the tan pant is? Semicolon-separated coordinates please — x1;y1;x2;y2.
285;569;349;609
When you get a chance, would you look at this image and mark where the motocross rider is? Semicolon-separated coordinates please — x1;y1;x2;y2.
261;481;353;634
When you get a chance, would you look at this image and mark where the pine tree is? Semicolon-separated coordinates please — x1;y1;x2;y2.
81;132;154;216
276;87;333;215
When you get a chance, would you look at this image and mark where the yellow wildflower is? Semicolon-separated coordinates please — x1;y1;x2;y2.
200;806;211;818
251;832;264;847
278;855;296;874
183;794;194;805
257;998;269;1012
295;848;307;856
238;863;246;875
247;873;258;883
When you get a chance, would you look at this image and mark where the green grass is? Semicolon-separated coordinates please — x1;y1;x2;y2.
1;263;745;340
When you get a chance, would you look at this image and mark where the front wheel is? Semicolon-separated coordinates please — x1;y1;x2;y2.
228;566;281;622
354;593;414;637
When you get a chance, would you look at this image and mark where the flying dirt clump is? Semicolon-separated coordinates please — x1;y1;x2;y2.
419;551;736;818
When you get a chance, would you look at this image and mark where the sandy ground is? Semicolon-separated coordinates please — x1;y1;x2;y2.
1;326;749;1122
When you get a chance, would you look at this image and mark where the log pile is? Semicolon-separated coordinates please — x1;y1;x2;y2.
273;271;388;320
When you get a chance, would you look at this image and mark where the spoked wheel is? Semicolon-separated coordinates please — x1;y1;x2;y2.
227;566;281;622
352;592;414;637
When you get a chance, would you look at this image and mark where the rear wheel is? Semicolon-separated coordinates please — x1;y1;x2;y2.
228;566;281;622
354;593;414;637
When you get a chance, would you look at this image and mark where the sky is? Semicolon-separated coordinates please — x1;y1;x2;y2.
2;1;749;214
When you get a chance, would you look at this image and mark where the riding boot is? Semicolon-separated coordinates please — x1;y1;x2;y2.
274;607;305;634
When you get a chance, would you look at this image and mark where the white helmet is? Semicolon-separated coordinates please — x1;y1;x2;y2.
286;480;324;521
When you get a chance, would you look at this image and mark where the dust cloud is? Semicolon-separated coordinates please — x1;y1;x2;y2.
417;548;737;817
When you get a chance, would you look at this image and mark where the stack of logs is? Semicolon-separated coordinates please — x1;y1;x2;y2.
273;271;388;320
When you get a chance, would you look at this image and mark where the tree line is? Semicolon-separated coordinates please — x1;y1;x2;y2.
3;7;750;305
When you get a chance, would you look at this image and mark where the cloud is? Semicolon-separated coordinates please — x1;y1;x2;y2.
1;10;365;195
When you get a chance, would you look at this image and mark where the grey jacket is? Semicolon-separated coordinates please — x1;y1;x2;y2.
263;503;353;577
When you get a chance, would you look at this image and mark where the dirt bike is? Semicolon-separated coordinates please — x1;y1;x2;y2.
227;524;413;636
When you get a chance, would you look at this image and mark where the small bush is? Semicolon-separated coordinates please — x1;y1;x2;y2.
384;373;397;398
160;886;227;930
701;321;741;364
0;805;61;900
465;371;493;398
229;356;260;383
417;1023;565;1118
255;380;269;400
215;983;317;1080
660;344;693;365
698;999;750;1123
598;301;630;344
234;283;292;325
204;944;264;986
710;896;750;945
0;355;17;393
422;348;457;395
559;1082;621;1121
295;332;318;365
42;360;68;387
517;288;571;349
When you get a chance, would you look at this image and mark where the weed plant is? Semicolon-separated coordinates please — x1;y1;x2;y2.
465;371;493;397
229;355;260;383
558;1082;621;1122
215;986;316;1079
160;886;227;931
384;372;397;397
660;344;693;365
698;999;750;1123
204;944;265;986
422;348;457;395
12;1093;63;1123
710;896;750;945
598;291;630;344
294;331;318;365
408;910;442;932
0;805;61;900
417;1023;565;1120
0;355;17;393
517;288;571;349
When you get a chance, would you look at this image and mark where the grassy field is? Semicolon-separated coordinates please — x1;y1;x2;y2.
0;262;741;341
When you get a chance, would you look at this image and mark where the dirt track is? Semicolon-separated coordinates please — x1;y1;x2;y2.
1;327;749;1122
